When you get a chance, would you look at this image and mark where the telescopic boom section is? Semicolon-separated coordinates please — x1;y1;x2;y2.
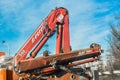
14;7;71;67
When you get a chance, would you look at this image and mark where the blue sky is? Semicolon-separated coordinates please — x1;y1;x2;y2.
0;0;119;59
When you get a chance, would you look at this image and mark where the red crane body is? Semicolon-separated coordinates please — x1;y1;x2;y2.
14;7;70;67
13;7;102;80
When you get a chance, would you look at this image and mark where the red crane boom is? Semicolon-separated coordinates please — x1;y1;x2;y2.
13;7;103;80
14;7;71;67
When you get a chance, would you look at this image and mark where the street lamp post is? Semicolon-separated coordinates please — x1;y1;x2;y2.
2;40;10;56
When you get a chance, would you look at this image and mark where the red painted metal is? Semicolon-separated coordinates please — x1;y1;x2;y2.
13;7;102;80
67;57;99;67
17;46;101;73
56;25;63;54
56;14;70;54
14;7;70;67
62;14;71;53
38;57;99;74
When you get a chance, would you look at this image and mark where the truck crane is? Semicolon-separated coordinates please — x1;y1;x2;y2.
0;7;102;80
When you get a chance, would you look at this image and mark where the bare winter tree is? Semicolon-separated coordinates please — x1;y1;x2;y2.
110;16;120;70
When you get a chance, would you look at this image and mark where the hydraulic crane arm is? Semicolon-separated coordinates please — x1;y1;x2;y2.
13;7;103;80
14;7;71;67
